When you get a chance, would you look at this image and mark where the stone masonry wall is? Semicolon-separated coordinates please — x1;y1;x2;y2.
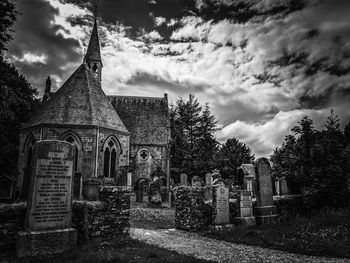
0;187;131;250
174;186;211;231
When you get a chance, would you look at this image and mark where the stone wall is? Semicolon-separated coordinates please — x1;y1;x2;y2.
174;186;211;231
0;187;131;250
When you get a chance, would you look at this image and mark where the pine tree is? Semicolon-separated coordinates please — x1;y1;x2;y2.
195;103;219;176
169;95;219;179
215;138;254;180
0;0;17;53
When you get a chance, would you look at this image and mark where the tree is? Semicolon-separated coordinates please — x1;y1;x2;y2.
0;1;40;175
170;94;219;179
0;0;17;53
0;57;39;175
195;103;219;175
214;138;254;180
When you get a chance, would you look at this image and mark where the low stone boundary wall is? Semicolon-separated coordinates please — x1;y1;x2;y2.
174;186;211;231
0;187;131;250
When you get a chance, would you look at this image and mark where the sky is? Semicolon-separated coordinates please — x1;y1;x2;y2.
5;0;350;157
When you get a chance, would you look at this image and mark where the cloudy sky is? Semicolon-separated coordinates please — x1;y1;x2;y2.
5;0;350;157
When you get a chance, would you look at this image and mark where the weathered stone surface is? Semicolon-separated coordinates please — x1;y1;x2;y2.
255;158;274;207
254;158;278;225
26;140;75;231
17;140;77;257
212;185;230;225
16;228;77;257
180;173;188;186
174;186;210;231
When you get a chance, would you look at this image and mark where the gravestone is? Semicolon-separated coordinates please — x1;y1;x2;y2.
234;190;255;226
280;176;289;195
213;185;229;225
148;179;162;208
136;179;148;202
191;176;203;187
275;180;280;196
205;173;212;186
127;172;132;187
204;173;213;200
180;173;188;186
16;140;77;257
254;158;277;224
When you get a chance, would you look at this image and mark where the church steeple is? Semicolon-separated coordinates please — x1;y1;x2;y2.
85;15;103;82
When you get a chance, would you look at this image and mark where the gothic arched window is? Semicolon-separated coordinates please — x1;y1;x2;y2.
22;134;36;198
59;131;82;172
103;138;120;178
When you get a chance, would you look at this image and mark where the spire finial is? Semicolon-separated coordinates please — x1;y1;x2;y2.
93;0;99;20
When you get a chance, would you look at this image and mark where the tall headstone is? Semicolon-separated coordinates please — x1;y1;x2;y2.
205;173;212;186
212;185;229;225
280;176;289;195
127;172;132;187
234;190;255;226
254;158;277;224
16;140;77;257
180;173;188;186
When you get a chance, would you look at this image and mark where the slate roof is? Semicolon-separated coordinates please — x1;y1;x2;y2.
23;63;128;133
109;95;170;145
85;19;102;65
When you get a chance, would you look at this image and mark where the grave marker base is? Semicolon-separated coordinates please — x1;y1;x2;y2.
233;217;256;227
254;205;278;225
16;228;77;257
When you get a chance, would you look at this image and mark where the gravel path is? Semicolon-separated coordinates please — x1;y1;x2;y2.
131;227;350;263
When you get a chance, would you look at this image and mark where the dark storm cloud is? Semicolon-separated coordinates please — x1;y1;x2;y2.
6;0;81;92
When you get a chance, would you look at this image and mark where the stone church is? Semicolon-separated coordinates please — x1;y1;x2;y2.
16;19;170;198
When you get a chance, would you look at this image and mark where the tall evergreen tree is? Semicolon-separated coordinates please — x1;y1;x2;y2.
0;0;40;175
170;94;219;179
0;0;17;53
214;138;254;180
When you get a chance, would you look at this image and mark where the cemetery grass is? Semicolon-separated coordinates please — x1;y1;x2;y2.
0;236;213;263
204;207;350;259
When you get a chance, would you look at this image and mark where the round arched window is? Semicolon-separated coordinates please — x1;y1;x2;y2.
138;149;150;162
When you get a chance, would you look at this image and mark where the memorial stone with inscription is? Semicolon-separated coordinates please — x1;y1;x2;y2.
213;185;229;225
234;190;255;226
16;140;77;257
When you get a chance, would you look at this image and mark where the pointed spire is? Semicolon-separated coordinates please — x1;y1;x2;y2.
85;18;102;66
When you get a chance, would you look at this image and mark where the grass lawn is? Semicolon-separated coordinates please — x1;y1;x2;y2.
0;236;213;263
204;208;350;259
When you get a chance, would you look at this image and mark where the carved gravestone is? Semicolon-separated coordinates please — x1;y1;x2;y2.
16;140;77;257
205;173;212;186
238;164;256;197
180;173;188;186
204;173;213;200
234;190;255;226
148;179;162;208
213;185;229;225
254;158;277;224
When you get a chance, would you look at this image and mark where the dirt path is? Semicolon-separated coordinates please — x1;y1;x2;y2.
130;228;350;263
